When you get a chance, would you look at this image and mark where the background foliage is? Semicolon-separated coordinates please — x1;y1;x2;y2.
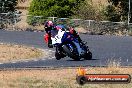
72;0;107;21
0;0;17;13
105;0;131;22
28;0;85;18
0;0;131;24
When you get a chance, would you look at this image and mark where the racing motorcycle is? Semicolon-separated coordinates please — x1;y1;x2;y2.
44;25;92;60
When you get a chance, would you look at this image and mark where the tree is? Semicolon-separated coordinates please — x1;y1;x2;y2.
105;0;132;22
72;0;106;21
28;0;85;18
0;0;17;13
0;0;21;28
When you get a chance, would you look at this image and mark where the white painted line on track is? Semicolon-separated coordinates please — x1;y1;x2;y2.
23;60;29;62
12;62;17;63
41;59;46;61
45;49;55;52
33;59;39;61
0;63;3;65
48;56;55;60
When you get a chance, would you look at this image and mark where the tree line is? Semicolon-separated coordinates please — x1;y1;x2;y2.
0;0;132;22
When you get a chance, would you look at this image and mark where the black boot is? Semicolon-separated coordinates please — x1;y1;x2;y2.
48;43;53;48
78;38;87;46
48;39;53;48
77;36;84;44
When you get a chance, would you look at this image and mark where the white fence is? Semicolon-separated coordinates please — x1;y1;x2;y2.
0;13;131;34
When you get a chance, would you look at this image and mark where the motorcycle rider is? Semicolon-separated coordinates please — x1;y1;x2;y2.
44;20;55;48
44;20;83;48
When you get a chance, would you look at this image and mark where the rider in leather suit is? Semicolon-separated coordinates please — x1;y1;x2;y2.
44;20;83;48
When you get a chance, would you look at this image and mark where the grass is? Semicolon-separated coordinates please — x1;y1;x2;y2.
0;43;49;63
0;44;131;88
0;66;132;88
0;47;131;88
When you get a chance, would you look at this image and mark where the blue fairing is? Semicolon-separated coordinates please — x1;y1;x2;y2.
56;25;65;29
56;24;69;31
53;25;78;47
53;31;74;46
61;32;78;43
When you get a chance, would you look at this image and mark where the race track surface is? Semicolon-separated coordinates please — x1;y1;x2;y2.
0;30;132;68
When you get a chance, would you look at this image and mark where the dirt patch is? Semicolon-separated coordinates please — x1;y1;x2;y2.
0;43;49;63
75;26;88;34
0;67;132;88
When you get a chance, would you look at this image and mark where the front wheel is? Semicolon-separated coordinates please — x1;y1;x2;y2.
55;46;61;60
84;51;92;60
62;44;80;61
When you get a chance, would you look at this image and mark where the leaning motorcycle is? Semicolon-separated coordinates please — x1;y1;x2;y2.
44;26;92;61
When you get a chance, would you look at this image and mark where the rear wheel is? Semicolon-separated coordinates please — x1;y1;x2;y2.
73;56;81;61
84;51;92;60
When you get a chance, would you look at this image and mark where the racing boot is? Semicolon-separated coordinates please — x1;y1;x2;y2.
48;39;53;48
76;35;86;45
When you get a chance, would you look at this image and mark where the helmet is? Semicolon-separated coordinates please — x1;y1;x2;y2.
45;21;54;27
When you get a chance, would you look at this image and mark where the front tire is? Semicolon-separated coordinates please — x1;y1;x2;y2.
62;44;80;61
55;46;61;60
55;52;61;60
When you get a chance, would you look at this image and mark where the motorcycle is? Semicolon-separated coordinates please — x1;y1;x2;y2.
44;25;92;60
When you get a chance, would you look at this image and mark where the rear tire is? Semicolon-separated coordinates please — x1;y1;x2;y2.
84;51;92;60
73;53;81;61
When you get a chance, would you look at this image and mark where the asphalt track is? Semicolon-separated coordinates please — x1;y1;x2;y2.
0;30;132;68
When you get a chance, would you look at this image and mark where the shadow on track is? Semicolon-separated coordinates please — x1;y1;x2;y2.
88;58;99;60
66;58;99;61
